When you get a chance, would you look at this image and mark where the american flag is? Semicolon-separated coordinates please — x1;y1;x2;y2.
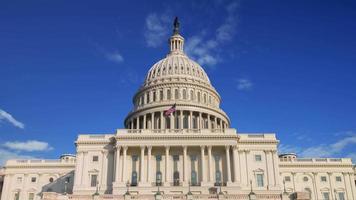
164;103;176;116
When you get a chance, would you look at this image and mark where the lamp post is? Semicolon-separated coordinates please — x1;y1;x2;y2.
186;181;193;200
124;181;131;200
248;180;256;200
64;180;68;195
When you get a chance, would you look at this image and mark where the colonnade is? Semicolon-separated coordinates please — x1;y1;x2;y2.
113;145;240;186
125;110;228;130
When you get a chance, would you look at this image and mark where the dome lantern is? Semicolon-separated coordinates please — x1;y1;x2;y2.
169;17;184;55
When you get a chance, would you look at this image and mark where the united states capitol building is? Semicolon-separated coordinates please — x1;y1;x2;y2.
1;19;355;200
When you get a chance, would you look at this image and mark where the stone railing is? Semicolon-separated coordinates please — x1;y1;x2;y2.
279;157;352;164
118;128;237;135
42;193;283;200
7;159;75;165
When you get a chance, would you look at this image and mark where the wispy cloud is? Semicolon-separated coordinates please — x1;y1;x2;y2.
185;1;239;67
236;78;253;90
279;132;356;162
0;148;35;166
144;13;171;47
3;140;53;152
0;108;24;129
105;51;124;63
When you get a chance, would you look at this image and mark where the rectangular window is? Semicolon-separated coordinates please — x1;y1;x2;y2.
66;177;70;183
28;193;34;200
321;176;327;182
90;175;97;187
338;192;345;200
336;176;342;182
31;177;36;183
92;156;99;162
322;192;330;200
14;192;20;200
284;176;291;182
255;155;262;161
256;174;264;187
16;177;22;183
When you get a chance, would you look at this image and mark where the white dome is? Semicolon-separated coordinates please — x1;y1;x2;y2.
145;54;211;87
124;18;230;130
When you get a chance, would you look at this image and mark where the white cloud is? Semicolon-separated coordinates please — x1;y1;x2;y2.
0;109;24;129
144;13;171;47
236;78;253;90
185;1;239;67
0;148;35;166
3;140;53;152
106;51;124;63
279;132;356;160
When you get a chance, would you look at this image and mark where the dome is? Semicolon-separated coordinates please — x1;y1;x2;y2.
144;54;211;87
124;17;230;131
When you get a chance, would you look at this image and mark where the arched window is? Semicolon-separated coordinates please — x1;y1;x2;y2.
183;89;187;99
167;89;171;100
203;94;207;103
197;92;201;102
190;90;194;100
175;89;179;99
131;171;138;186
153;91;156;102
159;90;163;101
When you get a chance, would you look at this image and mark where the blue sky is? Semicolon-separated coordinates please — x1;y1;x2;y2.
0;0;356;165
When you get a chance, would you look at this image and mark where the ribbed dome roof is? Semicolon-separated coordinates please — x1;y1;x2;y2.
144;54;211;86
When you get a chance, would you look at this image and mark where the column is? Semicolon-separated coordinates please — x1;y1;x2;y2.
245;151;250;186
328;172;335;200
180;110;183;129
136;117;139;129
348;172;356;200
101;150;108;187
151;113;154;129
121;146;128;182
115;146;121;182
239;150;247;186
183;146;188;183
208;146;213;182
225;146;232;183
74;151;84;186
165;146;170;184
232;146;240;183
143;114;146;129
292;172;296;192
200;146;206;182
160;111;164;129
189;111;192;129
214;117;217;129
147;146;152;183
140;146;145;184
271;150;280;186
208;114;211;129
265;150;273;187
82;152;88;185
170;114;174;130
313;172;320;200
198;112;202;129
